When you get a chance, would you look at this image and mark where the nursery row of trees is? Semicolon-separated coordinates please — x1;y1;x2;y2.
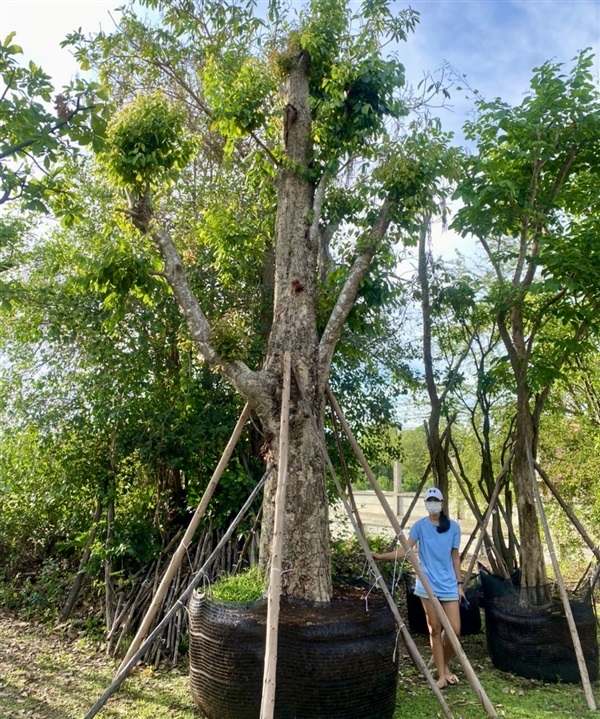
1;0;600;621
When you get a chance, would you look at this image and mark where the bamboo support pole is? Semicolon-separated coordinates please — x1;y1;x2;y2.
329;404;365;538
84;465;272;719
326;387;498;719
290;374;453;717
449;437;520;557
117;403;252;673
331;469;454;717
525;445;597;712
535;461;600;564
260;352;292;719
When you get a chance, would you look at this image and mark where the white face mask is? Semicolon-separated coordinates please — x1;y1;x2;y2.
425;501;442;515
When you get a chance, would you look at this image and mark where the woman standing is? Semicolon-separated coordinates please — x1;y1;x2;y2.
373;486;465;690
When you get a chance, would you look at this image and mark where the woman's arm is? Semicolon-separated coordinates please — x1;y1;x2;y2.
452;547;466;600
372;537;417;561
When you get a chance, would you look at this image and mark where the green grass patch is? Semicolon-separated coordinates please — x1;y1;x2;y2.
392;632;599;718
209;565;265;602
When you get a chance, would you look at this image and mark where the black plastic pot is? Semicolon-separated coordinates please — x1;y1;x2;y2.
188;590;399;719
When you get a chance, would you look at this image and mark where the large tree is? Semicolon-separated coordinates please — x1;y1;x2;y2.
65;0;435;601
453;50;600;589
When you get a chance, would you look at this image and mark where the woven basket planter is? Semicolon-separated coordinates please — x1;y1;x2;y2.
188;590;399;719
481;570;599;683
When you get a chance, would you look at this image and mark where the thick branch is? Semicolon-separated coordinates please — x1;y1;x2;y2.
130;197;266;408
318;197;392;376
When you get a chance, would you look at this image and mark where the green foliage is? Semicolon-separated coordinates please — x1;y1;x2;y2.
103;92;196;193
0;33;109;213
452;49;600;393
210;309;253;362
203;53;276;145
398;427;429;491
0;160;262;578
331;532;389;585
299;0;418;167
209;565;265;602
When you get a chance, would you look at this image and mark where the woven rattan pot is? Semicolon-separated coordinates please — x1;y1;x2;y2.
188;590;399;719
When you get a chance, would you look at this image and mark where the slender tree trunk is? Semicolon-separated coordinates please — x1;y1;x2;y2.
60;497;103;623
105;489;116;629
418;216;449;500
512;390;548;591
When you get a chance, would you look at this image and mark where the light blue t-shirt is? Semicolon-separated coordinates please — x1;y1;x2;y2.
409;516;461;600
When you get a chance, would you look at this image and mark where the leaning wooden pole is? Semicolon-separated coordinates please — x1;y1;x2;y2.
260;352;292;719
535;461;600;564
291;367;453;717
117;403;252;673
326;387;498;719
525;445;597;711
448;460;509;579
84;466;272;719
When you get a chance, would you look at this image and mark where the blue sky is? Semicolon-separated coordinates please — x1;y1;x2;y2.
403;0;600;139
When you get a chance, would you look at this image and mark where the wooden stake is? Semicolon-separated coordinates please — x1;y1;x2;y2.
462;452;514;587
117;403;252;673
525;444;597;711
535;461;600;564
448;459;509;579
326;387;498;719
260;352;292;719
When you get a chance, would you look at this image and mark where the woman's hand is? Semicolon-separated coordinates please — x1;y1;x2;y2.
458;583;466;602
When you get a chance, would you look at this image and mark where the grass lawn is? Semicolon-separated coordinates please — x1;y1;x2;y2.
0;608;597;718
393;631;597;718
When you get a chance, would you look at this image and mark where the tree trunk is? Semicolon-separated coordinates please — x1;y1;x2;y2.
512;390;548;591
105;490;116;628
257;50;332;602
418;217;449;500
60;496;103;623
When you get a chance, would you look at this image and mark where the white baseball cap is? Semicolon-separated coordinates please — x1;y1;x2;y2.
424;487;443;501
